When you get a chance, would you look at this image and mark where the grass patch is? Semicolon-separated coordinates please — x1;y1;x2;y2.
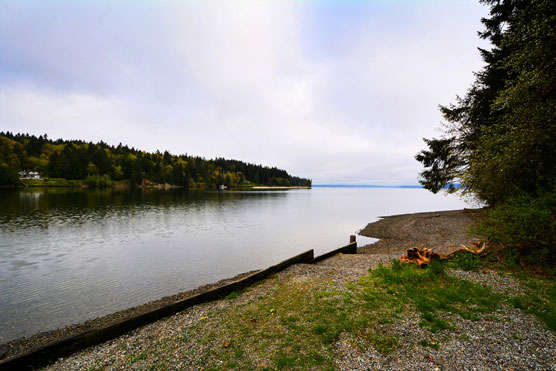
418;339;440;350
127;350;148;364
189;276;398;369
180;259;503;369
509;278;556;331
370;260;500;332
476;246;556;332
225;291;240;300
459;333;471;342
84;360;105;371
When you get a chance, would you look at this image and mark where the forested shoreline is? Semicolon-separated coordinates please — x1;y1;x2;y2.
0;132;311;188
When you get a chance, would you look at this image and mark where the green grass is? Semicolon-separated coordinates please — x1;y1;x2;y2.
419;339;440;350
509;277;556;331
179;259;503;369
370;260;500;332
459;333;471;342
478;246;556;332
225;291;240;300
127;350;148;364
84;360;105;371
116;254;554;369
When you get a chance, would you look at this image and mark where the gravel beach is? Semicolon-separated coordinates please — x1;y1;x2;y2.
4;209;556;370
45;253;556;370
358;208;484;256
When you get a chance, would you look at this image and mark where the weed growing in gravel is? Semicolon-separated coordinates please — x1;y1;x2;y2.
84;360;105;371
509;278;556;331
459;333;471;342
418;339;439;350
478;247;556;332
127;350;148;364
225;291;240;300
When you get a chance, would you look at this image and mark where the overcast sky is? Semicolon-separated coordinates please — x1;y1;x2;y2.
0;0;489;185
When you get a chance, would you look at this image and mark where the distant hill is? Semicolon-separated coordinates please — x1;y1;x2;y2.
0;132;311;188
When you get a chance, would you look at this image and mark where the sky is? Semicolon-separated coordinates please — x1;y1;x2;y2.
0;0;489;185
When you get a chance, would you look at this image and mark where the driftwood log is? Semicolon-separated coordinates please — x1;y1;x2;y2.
400;242;488;268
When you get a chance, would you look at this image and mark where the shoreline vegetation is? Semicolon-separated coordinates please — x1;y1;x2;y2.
3;209;555;370
0;132;312;189
11;178;312;190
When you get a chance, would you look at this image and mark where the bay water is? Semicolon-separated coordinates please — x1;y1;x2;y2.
0;186;472;343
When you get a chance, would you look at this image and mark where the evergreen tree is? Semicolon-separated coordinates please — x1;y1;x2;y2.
0;163;21;186
416;0;556;205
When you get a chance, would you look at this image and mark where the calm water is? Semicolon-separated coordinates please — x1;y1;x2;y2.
0;187;471;342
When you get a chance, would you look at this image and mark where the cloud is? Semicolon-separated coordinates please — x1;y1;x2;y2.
0;0;489;184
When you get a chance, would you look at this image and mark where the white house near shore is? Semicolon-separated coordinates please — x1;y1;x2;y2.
18;171;41;180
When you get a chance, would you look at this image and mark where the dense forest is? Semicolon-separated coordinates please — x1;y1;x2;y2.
0;132;311;188
417;0;556;262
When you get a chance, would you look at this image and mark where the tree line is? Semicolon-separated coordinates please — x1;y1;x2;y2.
0;132;311;188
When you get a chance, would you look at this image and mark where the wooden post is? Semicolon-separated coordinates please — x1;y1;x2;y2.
349;235;356;244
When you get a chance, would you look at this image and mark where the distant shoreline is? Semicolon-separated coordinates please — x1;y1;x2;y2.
7;179;312;190
250;186;311;190
313;184;423;188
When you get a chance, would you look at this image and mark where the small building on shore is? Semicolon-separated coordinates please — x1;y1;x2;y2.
18;171;41;180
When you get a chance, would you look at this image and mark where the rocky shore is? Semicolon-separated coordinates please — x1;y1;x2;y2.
358;208;484;256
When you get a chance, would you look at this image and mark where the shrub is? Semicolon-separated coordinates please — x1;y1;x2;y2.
476;192;556;248
450;252;480;271
0;163;22;186
475;192;556;267
85;174;112;188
